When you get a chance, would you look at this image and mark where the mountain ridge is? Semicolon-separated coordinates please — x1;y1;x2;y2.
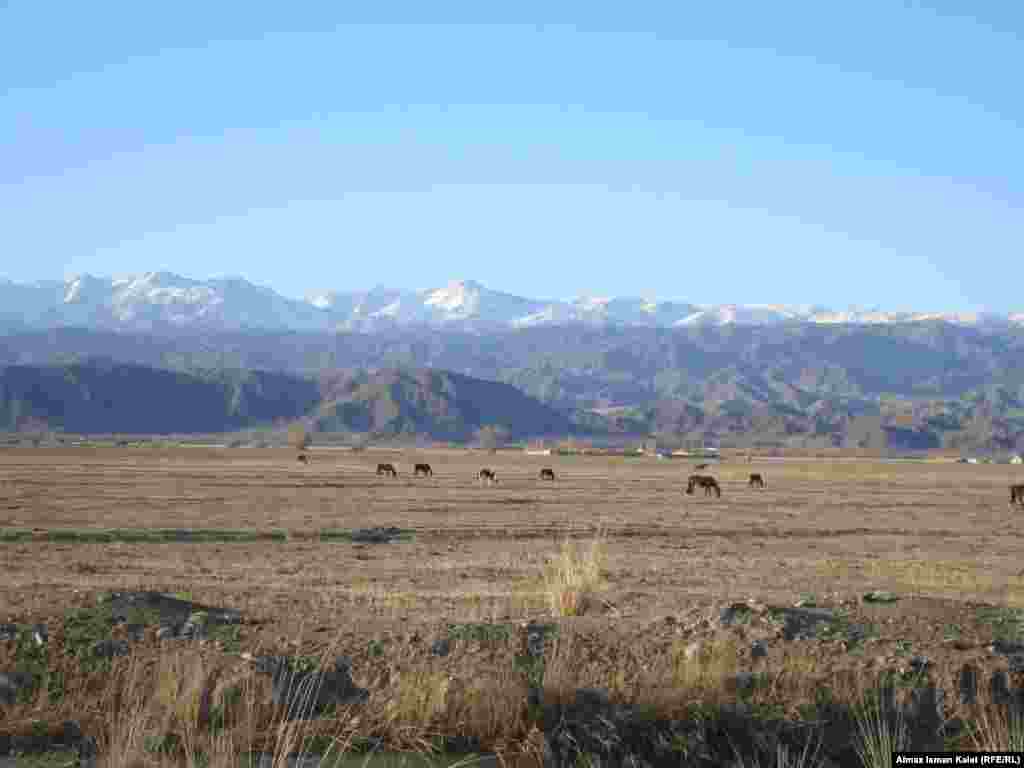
0;360;579;442
1;272;1018;333
2;327;1024;452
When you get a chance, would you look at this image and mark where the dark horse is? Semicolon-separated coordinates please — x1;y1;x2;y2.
478;468;498;484
297;454;309;464
1012;484;1024;506
748;473;766;489
414;463;433;477
686;474;721;498
694;463;709;471
539;468;556;481
376;463;398;478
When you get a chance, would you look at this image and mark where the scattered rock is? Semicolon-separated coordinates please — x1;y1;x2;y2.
111;591;240;624
430;637;452;657
909;655;931;674
92;638;130;658
863;591;899;603
992;669;1011;705
720;603;755;626
78;735;98;768
777;607;836;641
349;527;405;544
0;670;34;705
251;655;369;720
731;672;757;692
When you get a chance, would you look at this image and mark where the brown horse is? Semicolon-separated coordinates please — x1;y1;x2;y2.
376;463;398;478
478;468;498;484
1012;484;1024;506
414;463;433;477
748;473;765;488
686;474;721;498
539;468;556;481
297;454;309;464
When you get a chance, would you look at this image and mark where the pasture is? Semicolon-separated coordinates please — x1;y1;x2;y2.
3;446;1024;761
2;447;1023;623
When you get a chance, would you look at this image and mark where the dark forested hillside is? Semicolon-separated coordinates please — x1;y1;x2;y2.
0;360;574;440
0;360;320;434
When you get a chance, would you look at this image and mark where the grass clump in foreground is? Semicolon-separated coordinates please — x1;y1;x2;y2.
540;531;607;617
963;684;1024;753
852;686;907;768
85;644;362;768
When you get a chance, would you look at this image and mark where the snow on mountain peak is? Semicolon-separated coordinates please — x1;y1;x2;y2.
424;280;482;314
1;272;1021;334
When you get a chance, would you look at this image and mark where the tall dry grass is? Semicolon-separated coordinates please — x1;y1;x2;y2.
965;687;1024;752
539;531;607;617
852;686;907;768
85;639;362;768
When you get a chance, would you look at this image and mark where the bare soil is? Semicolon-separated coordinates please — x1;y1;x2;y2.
3;446;1024;736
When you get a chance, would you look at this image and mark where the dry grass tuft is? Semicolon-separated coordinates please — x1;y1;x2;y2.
853;685;907;768
540;532;607;617
667;635;740;693
381;669;451;732
730;738;824;768
966;688;1024;752
82;640;356;768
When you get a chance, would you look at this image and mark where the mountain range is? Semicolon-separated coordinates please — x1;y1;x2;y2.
4;272;1024;452
3;321;1024;452
2;272;1021;333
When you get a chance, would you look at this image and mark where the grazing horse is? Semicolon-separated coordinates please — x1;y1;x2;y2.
539;468;556;481
414;463;433;477
694;463;709;471
376;463;398;478
478;468;498;485
297;454;309;464
686;474;721;498
748;473;766;489
1012;484;1024;506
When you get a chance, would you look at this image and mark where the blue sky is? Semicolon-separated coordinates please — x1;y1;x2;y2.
1;1;1021;311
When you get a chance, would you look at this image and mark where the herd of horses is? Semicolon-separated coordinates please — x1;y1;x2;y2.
368;462;553;484
683;472;765;498
296;453;1024;504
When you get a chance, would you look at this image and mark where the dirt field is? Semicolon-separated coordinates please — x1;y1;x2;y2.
3;445;1024;730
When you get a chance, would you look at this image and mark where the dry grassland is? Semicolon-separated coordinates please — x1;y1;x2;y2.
3;446;1024;762
3;447;1023;620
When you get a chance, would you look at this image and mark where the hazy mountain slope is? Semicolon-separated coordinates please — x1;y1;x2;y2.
0;360;578;440
0;361;321;434
3;324;1023;406
313;367;575;440
3;323;1024;450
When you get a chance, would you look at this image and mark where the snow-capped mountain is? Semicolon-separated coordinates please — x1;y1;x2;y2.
1;272;326;333
0;272;1021;334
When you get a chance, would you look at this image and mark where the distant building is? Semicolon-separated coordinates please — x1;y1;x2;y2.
525;439;552;456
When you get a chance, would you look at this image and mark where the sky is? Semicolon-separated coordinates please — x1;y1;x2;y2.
1;1;1022;312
